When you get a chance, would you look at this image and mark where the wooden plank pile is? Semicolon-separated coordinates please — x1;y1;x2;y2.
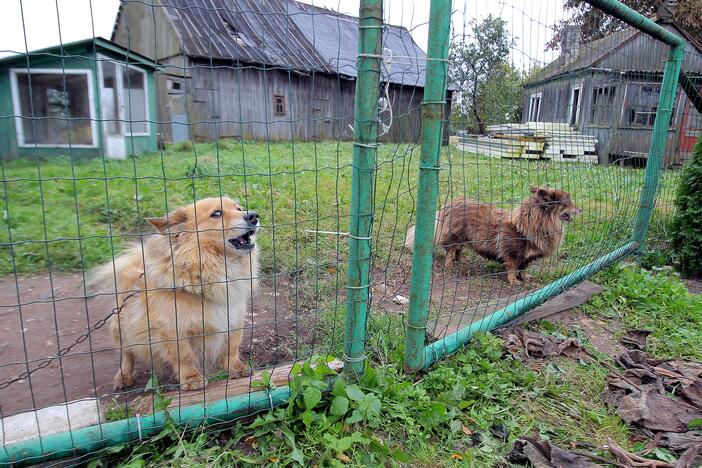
456;123;598;163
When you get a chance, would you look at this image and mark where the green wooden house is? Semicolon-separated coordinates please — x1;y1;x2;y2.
0;37;159;159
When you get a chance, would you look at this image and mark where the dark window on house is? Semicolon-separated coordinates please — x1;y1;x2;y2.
622;83;660;127
569;86;581;126
528;93;541;121
274;94;286;116
13;71;94;146
590;85;617;126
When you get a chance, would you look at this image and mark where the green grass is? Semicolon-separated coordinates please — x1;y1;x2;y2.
0;140;677;279
1;142;689;466
96;263;698;467
584;264;702;360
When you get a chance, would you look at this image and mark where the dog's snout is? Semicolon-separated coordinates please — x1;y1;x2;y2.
245;211;259;224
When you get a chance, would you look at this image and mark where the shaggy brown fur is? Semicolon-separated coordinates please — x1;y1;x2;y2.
89;197;260;391
405;186;581;284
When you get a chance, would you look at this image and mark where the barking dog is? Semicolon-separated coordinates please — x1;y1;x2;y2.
90;197;259;391
405;186;581;284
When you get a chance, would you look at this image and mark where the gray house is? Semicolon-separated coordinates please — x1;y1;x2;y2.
112;0;451;144
523;4;702;166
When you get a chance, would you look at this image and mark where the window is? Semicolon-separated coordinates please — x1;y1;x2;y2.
528;92;541;122
101;62;121;135
273;94;286;116
167;79;183;94
569;85;581;126
11;69;95;146
590;85;617;126
622;83;661;128
123;67;148;134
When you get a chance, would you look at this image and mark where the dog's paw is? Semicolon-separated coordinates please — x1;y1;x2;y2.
228;360;252;379
180;373;206;391
112;372;134;391
519;273;533;282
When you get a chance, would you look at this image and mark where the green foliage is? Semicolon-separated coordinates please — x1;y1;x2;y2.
671;135;702;276
586;264;702;360
110;333;633;466
449;15;518;133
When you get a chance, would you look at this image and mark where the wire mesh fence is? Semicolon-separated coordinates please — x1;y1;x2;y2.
0;0;700;465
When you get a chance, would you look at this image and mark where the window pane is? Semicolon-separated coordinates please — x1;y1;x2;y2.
123;67;147;134
101;62;121;135
17;72;93;145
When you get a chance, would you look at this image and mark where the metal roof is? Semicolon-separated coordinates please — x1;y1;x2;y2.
526;28;638;85
157;0;430;87
0;37;159;69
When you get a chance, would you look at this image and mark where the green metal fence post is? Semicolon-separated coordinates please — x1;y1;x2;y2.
344;0;383;376
583;0;686;247
632;44;685;244
403;0;452;373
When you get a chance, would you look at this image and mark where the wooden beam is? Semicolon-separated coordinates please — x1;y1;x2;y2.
130;359;343;415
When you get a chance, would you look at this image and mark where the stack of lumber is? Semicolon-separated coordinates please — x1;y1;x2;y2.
456;123;598;163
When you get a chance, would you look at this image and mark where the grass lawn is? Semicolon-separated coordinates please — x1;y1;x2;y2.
0;141;690;466
0;140;677;279
98;264;701;467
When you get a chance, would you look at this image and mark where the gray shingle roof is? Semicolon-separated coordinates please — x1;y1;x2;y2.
527;28;638;85
159;0;430;87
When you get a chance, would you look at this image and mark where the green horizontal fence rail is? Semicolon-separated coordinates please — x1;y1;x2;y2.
403;0;686;372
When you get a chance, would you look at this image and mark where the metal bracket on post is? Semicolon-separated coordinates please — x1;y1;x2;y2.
403;0;453;374
343;0;383;377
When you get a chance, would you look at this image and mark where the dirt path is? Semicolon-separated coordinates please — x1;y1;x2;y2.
0;272;301;417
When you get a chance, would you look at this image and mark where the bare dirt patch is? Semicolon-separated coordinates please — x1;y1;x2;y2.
685;277;702;295
0;272;312;417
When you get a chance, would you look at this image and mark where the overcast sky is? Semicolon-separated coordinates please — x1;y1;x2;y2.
0;0;565;69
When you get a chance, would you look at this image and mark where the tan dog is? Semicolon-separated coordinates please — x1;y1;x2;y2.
90;197;259;391
405;186;581;284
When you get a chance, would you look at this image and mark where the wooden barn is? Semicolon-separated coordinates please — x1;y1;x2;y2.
112;0;451;144
522;2;702;166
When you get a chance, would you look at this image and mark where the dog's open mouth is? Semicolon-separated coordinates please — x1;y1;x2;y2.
229;230;256;250
560;211;576;223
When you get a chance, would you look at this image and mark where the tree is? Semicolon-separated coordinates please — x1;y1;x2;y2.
671;135;702;276
547;0;702;51
449;15;516;134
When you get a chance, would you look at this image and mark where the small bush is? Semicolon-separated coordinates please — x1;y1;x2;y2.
671;135;702;276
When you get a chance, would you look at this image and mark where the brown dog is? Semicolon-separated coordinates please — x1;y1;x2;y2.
89;197;259;391
405;186;581;284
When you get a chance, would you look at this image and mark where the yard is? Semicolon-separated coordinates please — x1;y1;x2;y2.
0;141;695;466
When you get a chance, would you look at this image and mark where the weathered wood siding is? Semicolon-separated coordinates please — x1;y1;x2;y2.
184;63;425;143
112;0;431;143
522;22;702;166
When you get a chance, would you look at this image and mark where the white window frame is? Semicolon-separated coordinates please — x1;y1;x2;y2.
568;84;582;126
98;55;151;137
10;67;98;148
620;82;673;129
528;92;542;122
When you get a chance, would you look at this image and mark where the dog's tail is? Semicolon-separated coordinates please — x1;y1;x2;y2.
87;245;145;298
404;215;440;251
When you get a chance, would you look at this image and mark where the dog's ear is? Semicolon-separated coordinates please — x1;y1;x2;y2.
148;208;189;233
536;187;550;200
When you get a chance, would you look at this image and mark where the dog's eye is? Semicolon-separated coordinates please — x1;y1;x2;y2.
237;207;243;212
211;210;223;218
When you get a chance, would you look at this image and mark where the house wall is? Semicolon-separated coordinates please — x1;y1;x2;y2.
0;50;158;159
112;0;430;144
0;54;103;159
176;63;424;143
522;22;702;166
